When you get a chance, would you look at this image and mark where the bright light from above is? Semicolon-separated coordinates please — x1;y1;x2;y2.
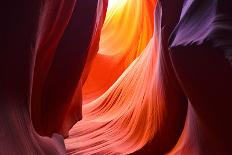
108;0;126;10
108;0;119;10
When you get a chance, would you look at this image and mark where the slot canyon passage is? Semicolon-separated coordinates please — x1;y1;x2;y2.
1;0;232;154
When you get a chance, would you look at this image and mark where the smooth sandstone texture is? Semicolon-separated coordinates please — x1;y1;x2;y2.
1;0;232;154
0;0;106;154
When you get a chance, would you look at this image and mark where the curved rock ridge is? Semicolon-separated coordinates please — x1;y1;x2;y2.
1;0;232;154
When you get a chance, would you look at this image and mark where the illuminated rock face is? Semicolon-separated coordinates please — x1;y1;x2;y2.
1;0;232;154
